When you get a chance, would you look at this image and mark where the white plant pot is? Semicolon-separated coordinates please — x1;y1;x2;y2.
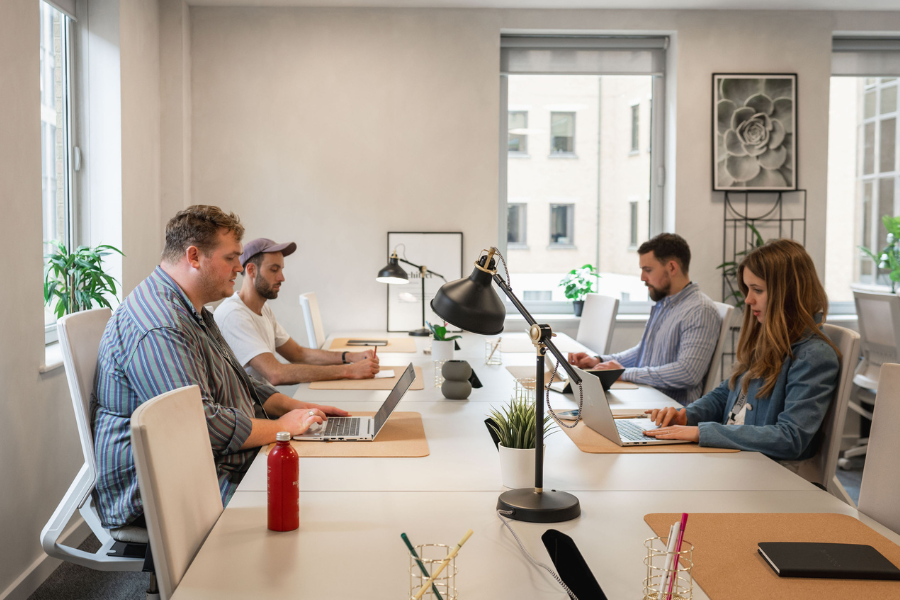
498;444;545;490
432;340;455;362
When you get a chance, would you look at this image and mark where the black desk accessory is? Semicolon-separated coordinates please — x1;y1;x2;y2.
484;418;501;450
432;247;582;523
758;542;900;580
551;368;625;394
542;530;608;599
468;370;483;389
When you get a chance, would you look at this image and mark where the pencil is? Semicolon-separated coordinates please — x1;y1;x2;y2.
413;529;473;600
401;533;443;600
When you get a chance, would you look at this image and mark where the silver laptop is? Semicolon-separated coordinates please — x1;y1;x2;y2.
294;363;415;442
570;365;690;447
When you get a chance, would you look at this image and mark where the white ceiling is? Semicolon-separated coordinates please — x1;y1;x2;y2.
187;0;900;10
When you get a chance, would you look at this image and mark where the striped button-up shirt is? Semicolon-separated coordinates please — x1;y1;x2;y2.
602;282;721;405
93;266;278;528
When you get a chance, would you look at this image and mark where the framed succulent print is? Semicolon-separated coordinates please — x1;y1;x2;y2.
713;73;796;191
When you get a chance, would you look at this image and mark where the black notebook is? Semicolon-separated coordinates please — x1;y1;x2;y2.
757;542;900;580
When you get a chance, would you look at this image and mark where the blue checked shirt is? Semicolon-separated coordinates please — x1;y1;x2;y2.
602;283;721;405
92;267;278;528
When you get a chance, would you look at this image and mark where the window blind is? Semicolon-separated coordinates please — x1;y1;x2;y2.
833;37;900;76
500;36;667;76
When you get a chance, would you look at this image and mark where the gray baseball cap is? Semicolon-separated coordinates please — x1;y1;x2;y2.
240;238;297;267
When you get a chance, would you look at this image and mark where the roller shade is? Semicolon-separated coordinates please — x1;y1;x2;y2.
833;37;900;76
45;0;76;20
500;36;667;76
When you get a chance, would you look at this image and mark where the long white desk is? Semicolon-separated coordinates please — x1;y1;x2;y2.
169;331;876;599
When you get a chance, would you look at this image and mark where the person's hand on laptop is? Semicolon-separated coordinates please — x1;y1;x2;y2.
568;352;600;368
300;401;350;418
344;357;380;379
277;407;327;436
591;359;623;373
642;407;699;442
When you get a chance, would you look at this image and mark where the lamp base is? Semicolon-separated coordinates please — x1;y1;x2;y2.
496;488;581;523
408;328;431;337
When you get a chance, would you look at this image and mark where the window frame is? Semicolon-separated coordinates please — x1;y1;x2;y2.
507;202;528;248
40;1;77;346
549;111;576;157
548;203;575;248
630;102;640;154
508;110;529;157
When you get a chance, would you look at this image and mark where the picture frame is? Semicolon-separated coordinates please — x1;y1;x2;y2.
713;73;797;191
385;232;463;333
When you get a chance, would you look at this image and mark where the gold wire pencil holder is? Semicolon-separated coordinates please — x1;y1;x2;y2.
409;543;458;600
484;337;502;365
643;536;694;600
513;377;536;403
433;361;448;387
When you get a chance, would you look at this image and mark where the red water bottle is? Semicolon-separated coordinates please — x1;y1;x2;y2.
267;431;299;531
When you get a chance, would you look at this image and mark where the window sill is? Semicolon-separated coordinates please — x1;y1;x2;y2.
548;153;578;159
508;153;530;159
508;244;529;250
627;244;637;251
41;342;64;374
628;149;640;156
547;244;577;250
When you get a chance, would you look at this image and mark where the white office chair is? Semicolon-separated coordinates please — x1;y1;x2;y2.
299;292;326;349
702;302;736;395
795;324;860;506
131;385;224;600
839;290;900;467
40;308;149;572
858;363;900;535
575;294;619;356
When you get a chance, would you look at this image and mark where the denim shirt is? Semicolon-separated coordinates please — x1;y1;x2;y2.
684;331;839;461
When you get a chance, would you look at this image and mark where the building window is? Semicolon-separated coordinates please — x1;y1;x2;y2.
550;112;575;155
549;204;574;246
508;111;528;155
630;104;640;153
40;1;74;344
629;201;639;247
523;291;553;302
507;203;527;247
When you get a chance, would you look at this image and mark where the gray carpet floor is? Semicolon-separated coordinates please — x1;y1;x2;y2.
27;535;150;600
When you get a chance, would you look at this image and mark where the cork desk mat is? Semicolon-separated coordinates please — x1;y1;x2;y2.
327;337;418;353
645;513;900;600
265;412;428;458
308;366;424;391
560;420;740;454
504;366;638;390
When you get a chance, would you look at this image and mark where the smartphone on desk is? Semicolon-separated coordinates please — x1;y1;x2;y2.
346;340;388;346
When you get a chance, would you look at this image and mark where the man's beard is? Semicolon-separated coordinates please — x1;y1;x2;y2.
646;278;670;302
255;277;279;300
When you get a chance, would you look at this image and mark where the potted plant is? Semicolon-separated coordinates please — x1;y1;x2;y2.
558;264;600;316
44;241;124;318
427;321;461;362
860;215;900;292
486;396;555;489
716;223;764;306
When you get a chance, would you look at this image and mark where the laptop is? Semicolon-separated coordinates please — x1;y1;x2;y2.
570;365;689;447
549;368;624;394
294;363;415;442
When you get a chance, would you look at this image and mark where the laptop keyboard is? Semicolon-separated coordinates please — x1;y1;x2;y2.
616;419;655;442
322;418;360;437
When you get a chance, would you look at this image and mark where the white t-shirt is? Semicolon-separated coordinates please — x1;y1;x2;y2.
214;293;291;385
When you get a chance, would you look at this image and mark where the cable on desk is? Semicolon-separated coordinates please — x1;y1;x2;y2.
496;510;578;600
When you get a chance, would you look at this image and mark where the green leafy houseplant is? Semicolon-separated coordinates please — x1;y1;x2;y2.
44;241;124;319
716;223;764;306
486;396;555;450
426;321;461;342
860;215;900;292
558;264;600;302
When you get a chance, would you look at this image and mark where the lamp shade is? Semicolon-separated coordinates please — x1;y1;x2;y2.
376;255;409;284
430;259;505;335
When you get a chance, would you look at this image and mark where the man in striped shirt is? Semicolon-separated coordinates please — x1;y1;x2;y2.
93;206;348;532
568;233;721;406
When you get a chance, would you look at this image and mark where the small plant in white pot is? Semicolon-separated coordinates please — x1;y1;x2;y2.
486;397;555;489
427;321;461;362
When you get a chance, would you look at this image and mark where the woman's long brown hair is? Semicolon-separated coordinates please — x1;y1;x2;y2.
729;239;840;398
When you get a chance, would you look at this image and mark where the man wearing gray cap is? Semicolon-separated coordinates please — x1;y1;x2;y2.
215;237;380;385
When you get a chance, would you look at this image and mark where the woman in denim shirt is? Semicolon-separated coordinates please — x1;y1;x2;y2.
643;239;840;461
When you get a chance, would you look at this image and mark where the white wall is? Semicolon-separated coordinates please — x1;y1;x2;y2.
190;7;900;345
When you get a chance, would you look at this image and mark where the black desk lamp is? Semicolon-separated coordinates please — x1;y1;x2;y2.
377;251;447;337
431;247;582;523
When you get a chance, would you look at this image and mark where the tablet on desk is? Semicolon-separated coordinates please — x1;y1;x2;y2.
346;340;388;346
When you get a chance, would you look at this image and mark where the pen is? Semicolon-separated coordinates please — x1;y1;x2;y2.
374;345;377;359
401;533;443;600
486;337;501;362
666;513;689;600
658;521;680;595
413;529;473;600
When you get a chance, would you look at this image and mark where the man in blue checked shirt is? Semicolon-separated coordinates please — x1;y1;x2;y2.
92;205;349;536
568;233;721;406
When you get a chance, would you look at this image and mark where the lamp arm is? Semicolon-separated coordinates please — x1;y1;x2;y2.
396;257;447;281
492;273;582;385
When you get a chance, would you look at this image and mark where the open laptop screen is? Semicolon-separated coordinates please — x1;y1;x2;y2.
373;363;415;434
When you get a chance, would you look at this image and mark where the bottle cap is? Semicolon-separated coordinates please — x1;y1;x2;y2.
276;432;291;442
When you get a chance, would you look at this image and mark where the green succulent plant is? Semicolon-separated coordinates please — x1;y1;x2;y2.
43;241;124;319
860;215;900;292
426;321;461;342
558;264;600;302
486;396;555;450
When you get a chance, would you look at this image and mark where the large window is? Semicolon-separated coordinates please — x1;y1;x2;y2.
507;203;527;247
508;111;528;155
40;0;74;343
827;38;900;303
499;36;666;309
